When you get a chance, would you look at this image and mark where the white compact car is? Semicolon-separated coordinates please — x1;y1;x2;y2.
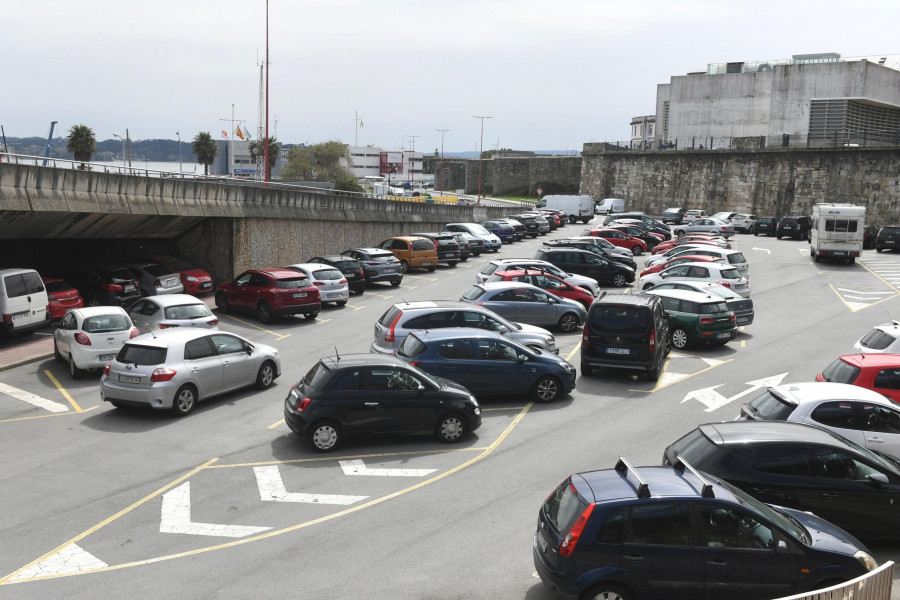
53;306;140;378
283;263;350;306
127;294;219;334
853;321;900;354
639;261;750;297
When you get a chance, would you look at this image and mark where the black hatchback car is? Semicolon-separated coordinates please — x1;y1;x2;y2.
52;265;142;307
664;420;900;541
876;225;900;253
411;232;462;266
541;239;637;270
534;457;876;600
661;207;686;224
776;216;812;240
753;216;778;236
308;255;366;294
283;354;481;452
533;247;635;288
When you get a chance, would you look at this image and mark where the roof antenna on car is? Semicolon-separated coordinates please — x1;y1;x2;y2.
335;346;340;361
889;311;897;327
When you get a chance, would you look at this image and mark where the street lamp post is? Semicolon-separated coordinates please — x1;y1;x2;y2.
436;129;450;197
473;115;492;199
176;131;183;174
113;133;127;167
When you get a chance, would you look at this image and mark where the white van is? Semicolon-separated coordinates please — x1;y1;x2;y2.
0;268;50;336
541;195;595;223
595;198;625;215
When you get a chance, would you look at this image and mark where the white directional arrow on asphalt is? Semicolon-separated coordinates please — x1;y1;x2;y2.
682;372;789;412
160;482;271;537
339;459;438;477
253;465;367;504
752;247;771;254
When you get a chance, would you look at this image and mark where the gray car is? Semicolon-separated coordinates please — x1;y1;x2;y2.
475;259;601;297
100;328;281;416
444;223;502;252
125;262;185;296
340;247;403;287
460;281;587;333
673;218;735;238
370;300;558;355
127;294;219;334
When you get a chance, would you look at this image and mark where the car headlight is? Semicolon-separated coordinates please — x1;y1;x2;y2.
469;395;479;406
185;276;199;282
855;551;878;571
560;362;575;371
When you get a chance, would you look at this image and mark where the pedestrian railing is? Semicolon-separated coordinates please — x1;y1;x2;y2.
773;561;894;600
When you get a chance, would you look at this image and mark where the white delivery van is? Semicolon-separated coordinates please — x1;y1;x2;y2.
0;268;50;336
595;198;625;215
809;203;866;264
540;195;595;223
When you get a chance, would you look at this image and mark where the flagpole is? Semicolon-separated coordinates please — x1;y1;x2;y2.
230;104;235;177
264;0;270;183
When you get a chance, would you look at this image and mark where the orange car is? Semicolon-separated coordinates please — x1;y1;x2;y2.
376;236;439;273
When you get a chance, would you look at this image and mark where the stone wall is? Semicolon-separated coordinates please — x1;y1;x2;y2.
580;145;900;225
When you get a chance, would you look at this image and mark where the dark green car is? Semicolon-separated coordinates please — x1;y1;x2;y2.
645;289;737;349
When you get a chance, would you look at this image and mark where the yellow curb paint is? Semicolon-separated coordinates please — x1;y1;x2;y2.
44;370;82;412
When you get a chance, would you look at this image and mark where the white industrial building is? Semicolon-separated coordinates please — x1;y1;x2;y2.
653;53;900;147
341;145;424;183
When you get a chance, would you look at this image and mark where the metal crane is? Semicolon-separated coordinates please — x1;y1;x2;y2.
42;121;57;166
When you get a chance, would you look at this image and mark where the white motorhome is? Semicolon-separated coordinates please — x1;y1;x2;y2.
810;203;866;264
540;195;595;223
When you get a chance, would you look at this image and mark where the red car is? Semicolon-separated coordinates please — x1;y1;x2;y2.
147;255;214;295
639;254;725;277
539;210;562;228
583;228;647;255
652;236;728;255
486;269;595;309
41;277;84;321
816;353;900;404
215;268;321;324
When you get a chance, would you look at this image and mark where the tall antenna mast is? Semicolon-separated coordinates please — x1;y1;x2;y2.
256;62;265;180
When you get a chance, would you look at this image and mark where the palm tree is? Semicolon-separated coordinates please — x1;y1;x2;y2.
249;136;280;173
66;124;97;170
192;132;218;175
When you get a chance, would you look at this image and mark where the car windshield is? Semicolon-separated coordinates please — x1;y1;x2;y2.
468;224;490;235
44;280;73;293
699;302;729;314
164;304;212;320
108;268;135;281
462;287;486;301
858;327;898;350
719;269;741;280
396;334;427;358
820;358;861;384
141;264;174;277
83;314;131;332
411;240;435;251
313;268;343;281
542;478;587;534
717;478;810;545
727;253;747;264
117;344;167;366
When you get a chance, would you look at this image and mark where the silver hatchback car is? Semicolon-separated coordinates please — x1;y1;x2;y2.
100;329;281;415
371;300;558;355
127;294;219;334
125;262;185;296
283;263;350;306
460;281;587;333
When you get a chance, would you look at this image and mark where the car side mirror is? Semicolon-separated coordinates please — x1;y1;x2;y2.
246;346;254;355
417;384;425;394
776;539;788;554
498;326;509;334
517;354;527;363
869;473;889;487
661;273;668;278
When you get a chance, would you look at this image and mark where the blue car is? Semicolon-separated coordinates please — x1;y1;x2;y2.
481;220;517;243
395;327;576;403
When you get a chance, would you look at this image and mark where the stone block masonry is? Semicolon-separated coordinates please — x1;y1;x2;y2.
580;145;900;225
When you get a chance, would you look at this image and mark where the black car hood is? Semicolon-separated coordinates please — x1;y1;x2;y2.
433;376;474;396
774;505;868;555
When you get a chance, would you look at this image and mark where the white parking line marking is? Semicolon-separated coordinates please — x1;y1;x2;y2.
339;459;438;477
10;543;108;581
253;466;367;504
0;381;69;413
836;288;893;295
160;482;271;537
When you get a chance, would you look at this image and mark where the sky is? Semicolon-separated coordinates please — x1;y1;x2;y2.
6;0;900;154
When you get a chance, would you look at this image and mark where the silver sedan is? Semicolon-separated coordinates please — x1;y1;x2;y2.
100;328;281;415
460;281;587;333
673;218;735;238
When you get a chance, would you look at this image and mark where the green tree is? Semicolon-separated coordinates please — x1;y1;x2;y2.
280;140;358;186
249;136;280;171
66;124;97;169
191;132;218;175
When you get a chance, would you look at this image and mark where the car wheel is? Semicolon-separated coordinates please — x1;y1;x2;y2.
670;327;689;350
54;339;62;362
748;225;754;234
674;229;685;236
215;292;229;313
391;279;401;287
877;247;883;253
631;245;642;256
435;412;466;443
304;311;319;320
309;421;341;452
255;361;276;389
532;375;561;403
753;231;758;236
582;583;633;600
427;266;436;272
336;299;348;306
257;301;273;324
580;359;592;376
171;385;197;416
814;253;821;263
492;246;501;251
568;216;577;224
642;282;655;291
612;273;627;287
69;354;83;379
557;312;579;333
460;256;468;262
776;234;782;239
448;261;458;267
646;358;661;382
400;260;409;274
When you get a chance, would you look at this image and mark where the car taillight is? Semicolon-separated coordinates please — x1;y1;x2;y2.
159;323;179;329
717;280;731;288
384;312;403;343
150;368;177;382
207;318;219;326
2;314;10;323
433;240;439;248
699;317;714;324
153;279;162;288
559;500;594;557
582;323;590;347
358;267;365;278
130;327;140;338
103;362;111;376
75;332;91;345
102;283;123;292
313;281;325;286
649;326;656;351
729;313;736;321
339;279;347;285
297;397;311;412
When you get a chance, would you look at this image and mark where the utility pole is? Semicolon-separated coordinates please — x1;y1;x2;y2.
176;131;182;174
354;111;363;147
436;128;450;197
473;115;492;199
406;134;421;185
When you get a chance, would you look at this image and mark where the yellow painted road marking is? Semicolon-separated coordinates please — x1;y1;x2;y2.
629;358;734;393
315;319;332;325
347;304;366;311
827;282;898;313
3;403;535;583
268;418;285;429
44;370;82;412
216;314;292;341
565;342;581;363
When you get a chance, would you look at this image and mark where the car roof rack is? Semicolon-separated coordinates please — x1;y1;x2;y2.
672;456;715;498
614;457;650;499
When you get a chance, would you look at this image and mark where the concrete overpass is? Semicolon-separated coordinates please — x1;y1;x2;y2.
0;162;522;282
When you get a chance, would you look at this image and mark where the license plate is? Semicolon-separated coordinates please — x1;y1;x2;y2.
99;353;117;361
832;251;847;256
716;332;731;339
165;280;176;287
886;241;895;244
200;282;212;290
124;284;135;292
783;226;793;230
537;531;549;552
327;293;341;299
605;347;630;355
11;311;29;321
737;317;749;324
118;375;140;384
422;262;432;266
292;292;307;298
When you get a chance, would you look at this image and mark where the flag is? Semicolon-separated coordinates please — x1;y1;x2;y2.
242;126;252;140
235;127;245;140
222;129;228;138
